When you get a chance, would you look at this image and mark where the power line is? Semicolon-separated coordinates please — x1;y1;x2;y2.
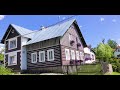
0;15;79;42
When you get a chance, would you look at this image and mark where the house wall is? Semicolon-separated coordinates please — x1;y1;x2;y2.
5;37;21;53
6;27;19;40
27;45;61;70
5;52;21;71
26;37;60;51
60;24;84;65
20;37;28;70
26;37;61;71
60;24;84;50
4;27;21;71
114;50;120;58
84;47;96;64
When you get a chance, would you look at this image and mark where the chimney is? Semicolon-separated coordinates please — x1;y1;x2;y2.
40;25;45;30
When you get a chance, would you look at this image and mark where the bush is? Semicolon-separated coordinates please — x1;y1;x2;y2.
108;58;120;72
0;65;13;75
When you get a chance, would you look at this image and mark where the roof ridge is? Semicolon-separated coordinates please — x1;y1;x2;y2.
11;24;33;31
45;18;76;29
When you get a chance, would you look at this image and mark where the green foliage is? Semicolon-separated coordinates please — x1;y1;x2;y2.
0;54;4;61
96;43;113;62
72;64;103;75
107;39;118;49
108;58;120;72
0;65;13;75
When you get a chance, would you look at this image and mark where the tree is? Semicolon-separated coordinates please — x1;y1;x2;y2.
102;38;105;44
107;39;118;49
96;43;113;62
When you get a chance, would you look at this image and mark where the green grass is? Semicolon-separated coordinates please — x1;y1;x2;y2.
72;64;103;75
0;65;14;75
105;72;120;75
111;72;120;75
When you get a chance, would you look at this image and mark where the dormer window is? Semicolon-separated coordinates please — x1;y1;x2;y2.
69;33;75;46
11;29;14;33
9;37;17;50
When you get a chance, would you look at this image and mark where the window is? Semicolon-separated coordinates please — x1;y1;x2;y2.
8;53;17;66
65;49;70;60
31;52;37;63
39;51;45;62
69;34;72;41
76;51;80;60
47;49;54;61
80;51;84;60
76;37;78;43
71;50;75;60
9;38;17;50
118;49;120;52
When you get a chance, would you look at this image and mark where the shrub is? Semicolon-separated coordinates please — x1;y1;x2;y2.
0;65;13;75
108;58;120;72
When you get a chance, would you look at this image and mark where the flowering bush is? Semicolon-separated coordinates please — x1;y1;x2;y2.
85;58;91;61
77;43;81;47
70;60;81;65
70;40;75;46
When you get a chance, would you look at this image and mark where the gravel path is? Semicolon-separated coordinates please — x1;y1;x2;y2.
40;73;64;75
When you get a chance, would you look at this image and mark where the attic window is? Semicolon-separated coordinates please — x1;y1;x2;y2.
70;25;75;29
11;29;14;33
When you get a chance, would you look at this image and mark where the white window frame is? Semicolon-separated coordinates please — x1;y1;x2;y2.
65;49;70;60
47;49;54;61
8;37;17;50
71;50;75;60
69;34;72;41
39;51;45;62
80;51;84;60
76;51;80;60
31;52;37;63
8;52;17;66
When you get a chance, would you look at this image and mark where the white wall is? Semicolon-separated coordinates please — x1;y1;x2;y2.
84;47;90;53
114;51;120;58
20;37;28;70
84;47;95;64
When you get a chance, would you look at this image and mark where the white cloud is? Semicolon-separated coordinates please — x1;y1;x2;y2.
112;19;116;23
0;15;5;20
100;17;104;22
79;25;82;28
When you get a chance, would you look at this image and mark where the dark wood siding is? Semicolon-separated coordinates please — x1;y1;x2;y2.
5;37;21;53
27;45;61;69
6;27;19;40
26;37;60;51
5;52;21;71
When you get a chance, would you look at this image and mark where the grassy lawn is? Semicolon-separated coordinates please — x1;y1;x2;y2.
72;64;103;75
112;72;120;75
105;72;120;75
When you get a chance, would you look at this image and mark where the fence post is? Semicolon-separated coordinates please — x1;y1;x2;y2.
76;64;78;75
67;65;68;75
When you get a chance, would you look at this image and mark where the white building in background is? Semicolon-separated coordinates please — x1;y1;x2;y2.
114;46;120;58
84;47;96;64
0;44;5;54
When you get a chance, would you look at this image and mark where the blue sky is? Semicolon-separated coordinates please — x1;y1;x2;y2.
0;15;120;48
